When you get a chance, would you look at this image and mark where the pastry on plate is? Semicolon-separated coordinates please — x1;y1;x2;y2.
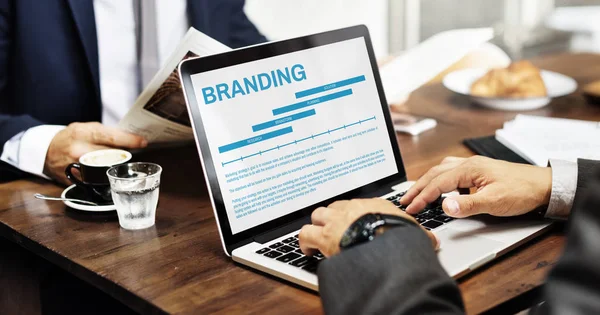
470;61;547;98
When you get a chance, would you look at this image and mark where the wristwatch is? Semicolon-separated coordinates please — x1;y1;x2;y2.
339;213;417;249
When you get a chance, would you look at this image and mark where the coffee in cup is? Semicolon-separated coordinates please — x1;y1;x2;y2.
65;149;132;202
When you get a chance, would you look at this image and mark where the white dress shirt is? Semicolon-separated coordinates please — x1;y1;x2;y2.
546;159;578;219
0;0;187;178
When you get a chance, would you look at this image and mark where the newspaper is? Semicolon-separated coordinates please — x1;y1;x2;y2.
118;27;231;143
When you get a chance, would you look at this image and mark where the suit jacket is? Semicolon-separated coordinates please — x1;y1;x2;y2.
0;0;266;181
318;159;600;314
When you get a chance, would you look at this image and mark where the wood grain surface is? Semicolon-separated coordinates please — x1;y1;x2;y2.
1;53;599;314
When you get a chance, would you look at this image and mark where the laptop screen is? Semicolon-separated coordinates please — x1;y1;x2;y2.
188;36;399;235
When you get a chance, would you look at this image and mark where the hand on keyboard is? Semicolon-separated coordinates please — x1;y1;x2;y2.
256;235;325;274
399;156;552;218
298;198;439;258
387;191;454;230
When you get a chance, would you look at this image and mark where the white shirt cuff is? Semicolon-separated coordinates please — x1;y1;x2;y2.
545;159;578;220
2;125;65;179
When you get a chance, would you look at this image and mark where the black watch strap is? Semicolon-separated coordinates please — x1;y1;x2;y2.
339;213;417;249
378;214;417;226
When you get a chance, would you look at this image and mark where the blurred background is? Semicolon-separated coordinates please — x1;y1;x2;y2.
245;0;600;59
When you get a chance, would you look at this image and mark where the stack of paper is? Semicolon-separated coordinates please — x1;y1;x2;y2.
495;115;600;166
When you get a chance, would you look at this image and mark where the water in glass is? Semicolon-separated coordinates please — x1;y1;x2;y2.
111;185;159;230
107;163;162;230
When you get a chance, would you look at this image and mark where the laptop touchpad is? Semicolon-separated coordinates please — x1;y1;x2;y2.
435;228;504;277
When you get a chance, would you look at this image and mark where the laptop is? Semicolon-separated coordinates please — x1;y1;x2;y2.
178;25;552;291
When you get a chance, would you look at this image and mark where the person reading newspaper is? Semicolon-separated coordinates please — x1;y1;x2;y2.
0;0;266;184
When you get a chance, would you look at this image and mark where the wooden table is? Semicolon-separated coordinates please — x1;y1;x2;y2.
1;53;600;314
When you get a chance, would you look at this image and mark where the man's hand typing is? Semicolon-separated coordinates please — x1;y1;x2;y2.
400;156;552;218
298;198;438;257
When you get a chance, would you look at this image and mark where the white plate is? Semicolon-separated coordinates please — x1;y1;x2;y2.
443;68;578;111
61;184;116;212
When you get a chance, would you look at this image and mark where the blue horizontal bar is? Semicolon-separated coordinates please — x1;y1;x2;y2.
252;109;316;132
295;75;365;99
218;126;293;154
272;89;353;116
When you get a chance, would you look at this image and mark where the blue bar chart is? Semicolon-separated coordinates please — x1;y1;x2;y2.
217;73;372;167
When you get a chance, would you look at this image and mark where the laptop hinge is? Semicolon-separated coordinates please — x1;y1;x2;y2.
358;176;407;198
253;216;311;244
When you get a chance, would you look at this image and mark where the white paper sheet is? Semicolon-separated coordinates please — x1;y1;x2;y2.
495;115;600;166
379;28;495;104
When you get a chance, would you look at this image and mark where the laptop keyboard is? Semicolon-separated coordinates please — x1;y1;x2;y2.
386;191;454;231
256;191;454;273
256;234;324;274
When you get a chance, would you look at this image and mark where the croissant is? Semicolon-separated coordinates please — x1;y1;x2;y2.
470;61;547;98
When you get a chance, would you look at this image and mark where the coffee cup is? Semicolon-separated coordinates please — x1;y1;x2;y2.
65;149;132;202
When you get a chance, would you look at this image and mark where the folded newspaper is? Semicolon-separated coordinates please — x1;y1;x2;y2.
118;27;231;143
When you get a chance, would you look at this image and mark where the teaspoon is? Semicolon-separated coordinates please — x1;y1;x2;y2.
34;193;99;206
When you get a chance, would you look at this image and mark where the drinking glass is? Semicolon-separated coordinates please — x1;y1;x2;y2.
107;162;162;230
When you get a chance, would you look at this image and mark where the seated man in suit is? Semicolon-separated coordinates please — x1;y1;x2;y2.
0;0;266;184
0;1;265;312
299;157;600;314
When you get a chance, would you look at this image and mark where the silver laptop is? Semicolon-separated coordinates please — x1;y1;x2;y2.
178;25;552;291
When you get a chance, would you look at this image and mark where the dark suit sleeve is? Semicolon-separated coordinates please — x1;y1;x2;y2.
227;0;267;48
572;159;600;210
318;225;464;315
317;160;600;314
536;161;600;314
0;0;44;155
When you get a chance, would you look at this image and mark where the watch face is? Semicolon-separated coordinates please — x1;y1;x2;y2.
340;214;378;248
340;213;413;249
340;224;361;248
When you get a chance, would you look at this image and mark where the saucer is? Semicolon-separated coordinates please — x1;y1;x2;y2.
61;184;116;212
443;68;578;111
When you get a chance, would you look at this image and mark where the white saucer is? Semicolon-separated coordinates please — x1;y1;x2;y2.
61;184;116;212
443;68;578;111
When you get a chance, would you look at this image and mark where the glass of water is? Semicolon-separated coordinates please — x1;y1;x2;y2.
107;162;162;230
